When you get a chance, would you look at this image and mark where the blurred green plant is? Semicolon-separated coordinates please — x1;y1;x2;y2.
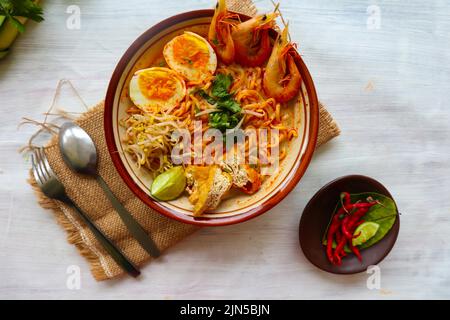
0;0;44;33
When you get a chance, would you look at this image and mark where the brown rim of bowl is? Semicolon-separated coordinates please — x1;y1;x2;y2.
104;9;320;226
299;175;400;274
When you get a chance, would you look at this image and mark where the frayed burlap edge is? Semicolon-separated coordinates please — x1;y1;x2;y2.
28;174;111;280
28;101;113;281
28;100;338;281
228;0;257;16
317;102;341;147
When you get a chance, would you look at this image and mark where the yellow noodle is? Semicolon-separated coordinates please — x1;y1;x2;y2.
123;62;298;170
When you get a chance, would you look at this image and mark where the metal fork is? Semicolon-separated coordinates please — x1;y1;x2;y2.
31;147;140;278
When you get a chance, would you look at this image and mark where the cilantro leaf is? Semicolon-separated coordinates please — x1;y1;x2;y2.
209;112;241;131
199;73;243;133
209;112;229;130
211;73;233;99
198;90;217;105
217;98;241;114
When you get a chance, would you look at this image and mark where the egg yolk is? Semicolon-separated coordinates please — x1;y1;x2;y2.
172;36;209;69
138;72;177;100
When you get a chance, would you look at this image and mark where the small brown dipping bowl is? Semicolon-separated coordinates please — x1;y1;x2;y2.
299;175;400;274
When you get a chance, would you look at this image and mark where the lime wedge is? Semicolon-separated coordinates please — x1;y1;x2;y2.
352;222;380;247
151;166;186;201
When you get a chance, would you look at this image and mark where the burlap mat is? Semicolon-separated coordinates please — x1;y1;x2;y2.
28;0;341;281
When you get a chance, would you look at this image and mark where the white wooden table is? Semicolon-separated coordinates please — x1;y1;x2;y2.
1;0;449;299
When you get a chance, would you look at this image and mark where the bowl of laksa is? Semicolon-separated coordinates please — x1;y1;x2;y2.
104;0;319;226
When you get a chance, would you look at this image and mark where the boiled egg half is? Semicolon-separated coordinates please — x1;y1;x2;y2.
129;67;186;113
163;31;217;82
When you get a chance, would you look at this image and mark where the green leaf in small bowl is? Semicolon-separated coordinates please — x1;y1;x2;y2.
322;192;397;251
351;193;397;249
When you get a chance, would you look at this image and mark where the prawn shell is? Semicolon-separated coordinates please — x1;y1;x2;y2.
233;29;273;67
211;20;235;65
262;29;303;103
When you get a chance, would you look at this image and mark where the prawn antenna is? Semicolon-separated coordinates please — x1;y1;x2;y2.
270;0;291;42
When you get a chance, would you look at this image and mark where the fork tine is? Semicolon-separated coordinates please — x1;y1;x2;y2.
37;147;54;180
34;148;49;182
33;150;47;183
32;150;140;277
31;153;44;186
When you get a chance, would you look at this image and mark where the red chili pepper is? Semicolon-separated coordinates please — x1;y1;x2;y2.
326;232;334;263
337;200;375;217
326;213;342;263
341;215;353;239
349;242;362;262
354;220;365;227
329;203;357;264
341;207;368;239
342;192;351;206
333;236;348;265
346;205;373;232
353;202;376;208
336;204;354;216
327;202;356;264
328;195;379;265
335;229;342;244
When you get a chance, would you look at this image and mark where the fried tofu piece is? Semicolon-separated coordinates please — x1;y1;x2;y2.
185;165;232;216
185;165;210;201
220;148;249;188
219;147;262;194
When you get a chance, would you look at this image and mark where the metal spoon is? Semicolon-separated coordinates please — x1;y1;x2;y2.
58;122;161;258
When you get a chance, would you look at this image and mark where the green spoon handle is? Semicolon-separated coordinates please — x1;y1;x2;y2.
96;175;161;258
